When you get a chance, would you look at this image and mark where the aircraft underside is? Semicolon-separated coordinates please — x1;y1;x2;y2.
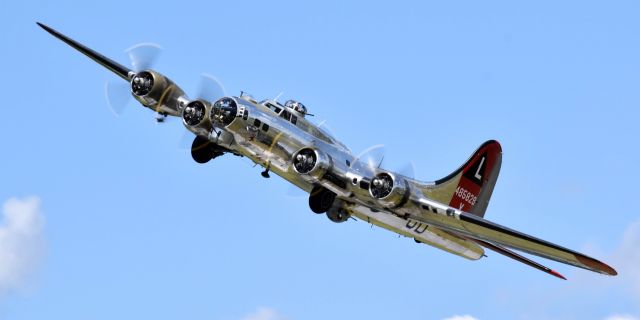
38;22;617;280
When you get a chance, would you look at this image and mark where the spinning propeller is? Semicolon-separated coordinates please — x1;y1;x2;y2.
177;74;227;149
104;44;226;123
104;43;163;116
284;142;417;199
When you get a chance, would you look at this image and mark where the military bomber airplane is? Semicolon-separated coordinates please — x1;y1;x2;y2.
38;22;617;280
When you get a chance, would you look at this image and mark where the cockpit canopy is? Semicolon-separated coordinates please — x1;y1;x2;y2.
285;100;307;117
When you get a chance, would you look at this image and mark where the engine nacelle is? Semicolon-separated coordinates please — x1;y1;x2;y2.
292;148;332;180
210;97;238;127
131;70;186;116
369;172;410;208
326;206;350;223
182;99;212;137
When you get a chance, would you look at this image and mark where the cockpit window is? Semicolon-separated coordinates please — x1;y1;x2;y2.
265;103;282;114
280;110;292;121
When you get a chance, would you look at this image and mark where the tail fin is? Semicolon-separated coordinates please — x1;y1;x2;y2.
423;140;502;217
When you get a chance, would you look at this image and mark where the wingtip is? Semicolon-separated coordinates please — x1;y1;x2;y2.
604;266;618;276
549;269;567;280
36;22;56;35
35;22;132;80
575;255;618;276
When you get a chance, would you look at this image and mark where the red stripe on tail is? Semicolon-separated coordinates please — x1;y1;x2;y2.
447;140;502;213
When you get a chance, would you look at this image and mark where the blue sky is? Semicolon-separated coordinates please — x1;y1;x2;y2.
1;1;639;319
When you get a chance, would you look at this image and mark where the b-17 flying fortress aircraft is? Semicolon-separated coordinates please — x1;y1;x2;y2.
38;22;617;280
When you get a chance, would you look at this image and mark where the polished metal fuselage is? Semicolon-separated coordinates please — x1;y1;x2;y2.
183;96;484;260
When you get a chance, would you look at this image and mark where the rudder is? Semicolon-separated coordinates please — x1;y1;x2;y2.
422;140;502;217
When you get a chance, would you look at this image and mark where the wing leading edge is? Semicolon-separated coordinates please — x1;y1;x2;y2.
454;211;617;276
37;22;132;80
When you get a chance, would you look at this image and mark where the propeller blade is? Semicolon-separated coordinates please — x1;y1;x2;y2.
198;73;226;102
125;42;162;72
101;43;163;118
104;80;131;116
358;144;387;172
396;160;416;179
347;144;387;175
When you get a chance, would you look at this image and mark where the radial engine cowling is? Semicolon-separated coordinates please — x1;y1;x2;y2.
210;97;238;127
131;70;186;116
292;148;332;180
369;172;410;208
182;99;212;136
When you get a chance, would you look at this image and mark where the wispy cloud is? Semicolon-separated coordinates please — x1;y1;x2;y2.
0;196;45;294
241;307;286;320
480;216;640;320
442;316;479;320
611;219;640;296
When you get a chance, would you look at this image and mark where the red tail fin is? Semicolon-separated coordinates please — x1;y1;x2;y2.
424;140;502;217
